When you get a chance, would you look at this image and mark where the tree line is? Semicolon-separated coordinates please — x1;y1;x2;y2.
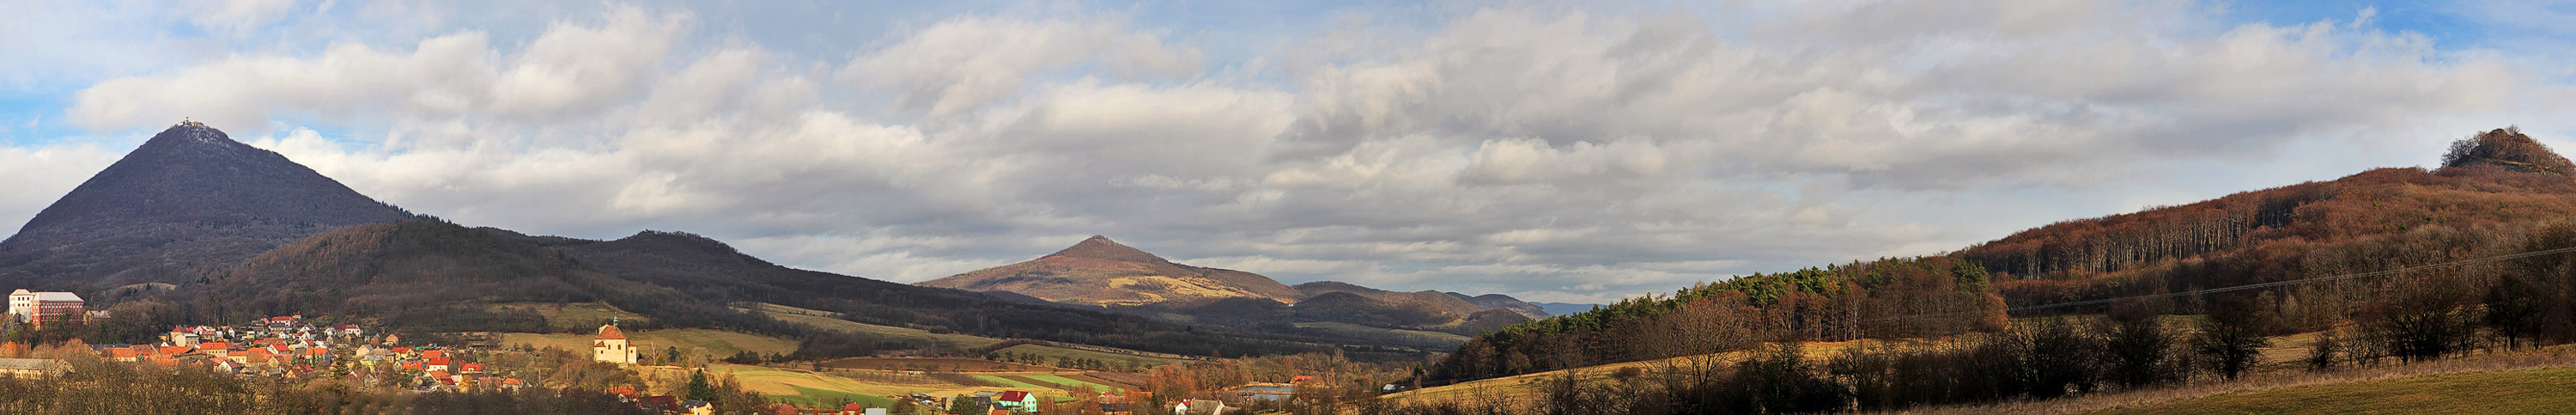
1426;257;2006;383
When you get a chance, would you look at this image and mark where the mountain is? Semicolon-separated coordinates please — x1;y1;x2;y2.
545;230;1308;355
924;236;1548;338
1530;302;1599;316
0;122;415;286
0;123;1360;359
1446;291;1552;318
195;221;691;333
918;235;1303;307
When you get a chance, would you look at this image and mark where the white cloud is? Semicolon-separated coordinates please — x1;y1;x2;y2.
0;143;125;236
840;14;1205;115
15;1;2575;305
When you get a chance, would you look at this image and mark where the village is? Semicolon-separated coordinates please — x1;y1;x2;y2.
8;288;1330;415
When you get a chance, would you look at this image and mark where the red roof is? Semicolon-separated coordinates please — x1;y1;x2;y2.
110;349;138;357
157;346;191;356
501;378;524;386
423;350;445;359
845;403;866;411
428;357;450;366
461;363;484;372
596;324;627;340
391;347;411;353
996;391;1031;401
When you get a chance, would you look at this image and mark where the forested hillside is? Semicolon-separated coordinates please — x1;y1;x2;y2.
1427;256;2004;382
1428;128;2576;386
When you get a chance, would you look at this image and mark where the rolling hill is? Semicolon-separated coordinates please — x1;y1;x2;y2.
1429;127;2576;385
919;235;1304;307
920;235;1550;338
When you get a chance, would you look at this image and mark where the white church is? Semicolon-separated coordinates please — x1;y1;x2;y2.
592;323;638;364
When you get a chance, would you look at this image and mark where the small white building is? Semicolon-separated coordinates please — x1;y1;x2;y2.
592;324;638;364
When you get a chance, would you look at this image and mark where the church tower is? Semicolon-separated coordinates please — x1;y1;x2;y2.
592;321;637;364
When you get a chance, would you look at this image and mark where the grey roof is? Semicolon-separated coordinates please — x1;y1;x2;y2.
33;292;80;302
0;358;64;371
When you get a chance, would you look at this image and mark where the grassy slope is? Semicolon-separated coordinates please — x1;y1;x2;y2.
750;302;1189;370
1024;375;1125;393
2090;367;2576;414
996;344;1177;369
744;302;1004;349
498;329;799;358
485;302;652;332
1293;321;1472;345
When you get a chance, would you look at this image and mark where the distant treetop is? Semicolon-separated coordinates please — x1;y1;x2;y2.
2442;126;2575;176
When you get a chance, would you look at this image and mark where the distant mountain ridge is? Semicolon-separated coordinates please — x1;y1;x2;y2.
920;236;1550;335
920;235;1305;307
0;123;416;286
0;123;1357;359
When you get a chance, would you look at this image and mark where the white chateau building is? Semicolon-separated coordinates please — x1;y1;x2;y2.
7;289;84;329
592;323;638;364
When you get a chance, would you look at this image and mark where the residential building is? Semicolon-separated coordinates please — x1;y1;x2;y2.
993;391;1040;412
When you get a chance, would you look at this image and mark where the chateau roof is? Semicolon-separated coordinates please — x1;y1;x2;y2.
596;324;627;340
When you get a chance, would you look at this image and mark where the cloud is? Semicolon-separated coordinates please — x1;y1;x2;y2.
182;0;300;36
840;14;1205;115
0;143;125;236
15;1;2574;305
68;5;689;133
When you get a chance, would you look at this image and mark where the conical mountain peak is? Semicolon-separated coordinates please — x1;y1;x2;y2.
0;122;416;285
1046;235;1167;264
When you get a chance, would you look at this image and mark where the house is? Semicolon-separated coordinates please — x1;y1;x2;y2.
993;391;1040;412
335;325;364;337
460;363;484;373
683;400;714;415
1174;400;1227;415
592;324;638;364
7;290;85;329
0;358;64;379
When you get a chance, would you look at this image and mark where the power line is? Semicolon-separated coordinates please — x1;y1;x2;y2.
1862;245;2576;322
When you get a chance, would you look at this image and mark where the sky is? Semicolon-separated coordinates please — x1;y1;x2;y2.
3;0;2574;304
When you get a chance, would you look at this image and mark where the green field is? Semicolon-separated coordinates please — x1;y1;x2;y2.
1292;321;1470;345
743;302;1004;349
1024;375;1124;393
995;344;1176;369
973;375;1046;388
2092;367;2576;414
498;329;798;359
